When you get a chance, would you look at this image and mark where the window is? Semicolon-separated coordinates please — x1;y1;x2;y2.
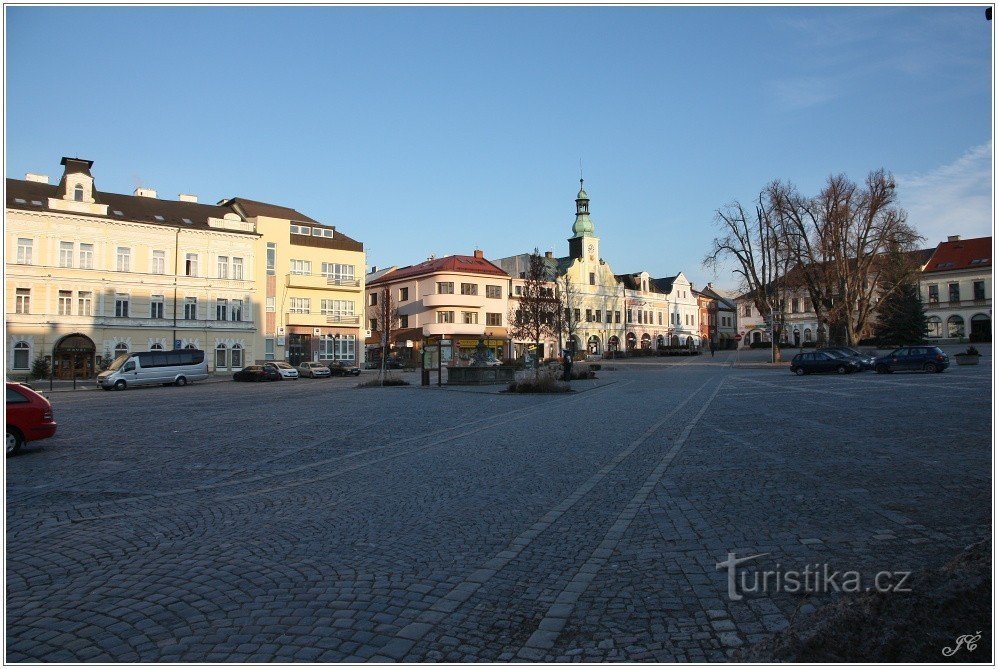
486;312;502;326
627;309;633;323
216;299;228;321
115;294;130;317
606;311;612;323
58;290;72;315
184;297;198;320
217;256;229;279
974;281;985;301
595;310;601;323
151;250;166;274
215;343;227;369
369;292;378;306
791;299;800;314
658;312;663;326
400;314;409;328
589;273;596;286
437;282;454;294
266;243;276;275
322;263;356;284
574;308;581;323
460;283;478;296
59;241;74;268
321;300;355;318
948;283;961;303
149;296;164;319
370;318;378;331
78;291;92;316
73;184;84;202
514;286;522;296
586;309;593;322
231;344;243;368
79;243;94;269
290;224;311;235
14;288;30;314
742;304;752;317
486;285;501;299
615;311;621;324
266;297;275;312
232;300;243;321
16;238;33;264
927;316;942;338
334;334;356;361
928;284;939;304
437;311;455;324
116;247;131;272
114;342;129;357
185;253;198;277
947;315;965;338
232;257;244;280
290;259;311;275
12;342;30;370
399;287;409;302
289;297;311;314
265;339;275;360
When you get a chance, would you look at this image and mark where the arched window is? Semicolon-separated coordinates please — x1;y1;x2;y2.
926;316;942;338
12;341;29;370
185;343;197;350
231;344;243;369
150;343;164;350
73;184;84;202
804;328;812;342
686;336;694;349
656;335;665;348
215;343;227;370
625;332;637;350
671;335;680;347
114;342;129;357
946;315;965;339
971;313;991;341
640;333;651;349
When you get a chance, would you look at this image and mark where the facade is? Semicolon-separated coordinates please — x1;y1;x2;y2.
496;252;560;360
919;235;992;342
616;272;672;350
220;198;365;367
696;283;737;348
6;158;258;376
364;251;511;366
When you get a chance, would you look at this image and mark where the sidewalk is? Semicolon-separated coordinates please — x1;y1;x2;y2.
14;375;232;394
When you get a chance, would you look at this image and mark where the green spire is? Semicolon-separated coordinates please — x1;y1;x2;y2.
571;178;595;238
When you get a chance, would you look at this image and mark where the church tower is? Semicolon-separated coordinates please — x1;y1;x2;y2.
568;179;600;263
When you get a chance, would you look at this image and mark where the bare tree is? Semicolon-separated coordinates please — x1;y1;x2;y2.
704;192;792;363
374;285;400;385
557;273;583;358
507;249;559;376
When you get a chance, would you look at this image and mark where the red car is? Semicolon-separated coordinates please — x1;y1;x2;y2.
6;382;57;455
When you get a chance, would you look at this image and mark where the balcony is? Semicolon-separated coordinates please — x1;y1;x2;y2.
286;273;362;291
422;322;486;337
422;293;486;308
285;311;361;329
326;314;360;325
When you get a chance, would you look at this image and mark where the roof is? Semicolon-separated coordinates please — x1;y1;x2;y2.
650;275;677;294
922;236;992;273
368;254;508;286
220;197;319;224
6;178;258;236
697;284;736;310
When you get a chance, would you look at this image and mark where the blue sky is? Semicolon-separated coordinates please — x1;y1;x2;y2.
5;6;992;291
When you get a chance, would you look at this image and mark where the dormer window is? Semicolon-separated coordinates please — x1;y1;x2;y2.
73;184;84;202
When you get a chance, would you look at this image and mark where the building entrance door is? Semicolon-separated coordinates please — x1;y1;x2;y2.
288;334;311;367
53;334;96;379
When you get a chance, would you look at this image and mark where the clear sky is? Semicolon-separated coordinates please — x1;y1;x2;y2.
5;5;993;291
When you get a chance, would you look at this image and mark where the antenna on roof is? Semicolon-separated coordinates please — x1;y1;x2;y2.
579;157;583;188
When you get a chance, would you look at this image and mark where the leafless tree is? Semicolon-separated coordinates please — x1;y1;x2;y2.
557;273;584;358
507;249;559;376
374;285;400;385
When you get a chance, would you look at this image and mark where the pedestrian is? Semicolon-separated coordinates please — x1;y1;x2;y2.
562;350;573;381
709;339;716;357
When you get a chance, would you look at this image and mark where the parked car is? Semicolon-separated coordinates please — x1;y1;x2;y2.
233;365;282;382
6;382;57;455
790;351;862;375
820;347;875;370
328;361;362;377
98;349;209;390
264;362;299;379
875;346;949;374
298;362;332;378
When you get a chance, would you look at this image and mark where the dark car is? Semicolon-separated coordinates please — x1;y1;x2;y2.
791;351;862;375
233;365;282;382
875;346;949;374
820;347;876;370
6;382;57;455
328;361;362;377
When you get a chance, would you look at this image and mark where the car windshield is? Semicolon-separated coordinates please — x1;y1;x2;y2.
106;354;129;371
274;362;292;369
823;349;846;358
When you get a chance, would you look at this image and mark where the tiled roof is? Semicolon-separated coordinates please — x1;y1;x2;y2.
6;178;257;235
923;237;992;273
368;254;508;285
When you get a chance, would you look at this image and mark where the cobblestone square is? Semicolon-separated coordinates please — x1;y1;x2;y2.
6;350;991;661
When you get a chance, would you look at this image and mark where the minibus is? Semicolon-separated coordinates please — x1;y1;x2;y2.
98;349;209;390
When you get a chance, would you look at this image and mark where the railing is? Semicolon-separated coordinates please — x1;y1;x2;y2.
926;298;991;309
327;277;361;287
326;315;360;325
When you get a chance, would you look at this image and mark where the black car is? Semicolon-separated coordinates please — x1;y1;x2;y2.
875;346;949;374
328;361;361;377
233;365;282;382
791;351;862;375
820;347;875;370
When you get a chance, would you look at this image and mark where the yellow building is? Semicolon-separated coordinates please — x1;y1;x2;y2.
6;157;259;377
220;199;365;366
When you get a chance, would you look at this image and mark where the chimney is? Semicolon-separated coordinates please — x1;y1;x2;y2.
545;251;553;258
178;193;198;203
473;249;484;259
370;265;378;273
947;235;961;242
25;173;49;184
134;187;157;198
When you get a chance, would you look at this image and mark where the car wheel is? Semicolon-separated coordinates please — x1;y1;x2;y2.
6;428;24;456
923;362;937;373
175;376;187;387
876;365;890;374
794;367;805;376
836;365;847;374
114;380;126;391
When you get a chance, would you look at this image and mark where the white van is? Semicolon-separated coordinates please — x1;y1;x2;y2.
98;349;209;390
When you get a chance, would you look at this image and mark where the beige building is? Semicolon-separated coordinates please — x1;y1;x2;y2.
6;158;258;377
920;235;992;342
219;199;365;366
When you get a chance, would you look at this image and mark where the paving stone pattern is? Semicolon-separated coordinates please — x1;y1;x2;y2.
6;351;991;661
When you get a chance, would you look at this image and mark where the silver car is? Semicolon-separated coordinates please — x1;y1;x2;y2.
264;361;299;380
297;361;331;378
